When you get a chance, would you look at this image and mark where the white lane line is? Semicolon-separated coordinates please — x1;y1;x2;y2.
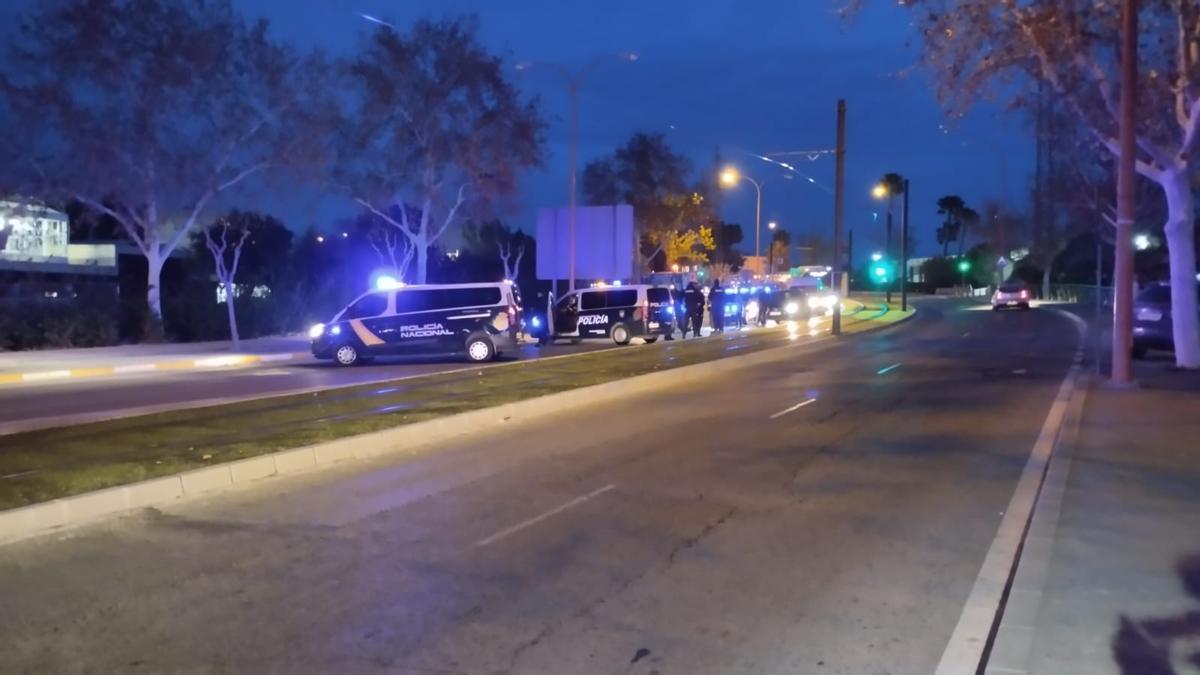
476;484;616;547
876;362;902;375
112;363;159;374
768;397;818;420
21;370;72;382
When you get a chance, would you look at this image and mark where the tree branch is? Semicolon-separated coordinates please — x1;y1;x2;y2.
431;183;468;243
74;194;148;252
355;197;418;243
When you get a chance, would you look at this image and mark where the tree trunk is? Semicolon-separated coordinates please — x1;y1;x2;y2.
1161;169;1200;369
415;235;429;284
146;248;165;320
1041;264;1052;300
224;283;240;349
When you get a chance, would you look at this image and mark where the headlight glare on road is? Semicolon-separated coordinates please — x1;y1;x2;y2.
308;323;325;339
785;302;800;315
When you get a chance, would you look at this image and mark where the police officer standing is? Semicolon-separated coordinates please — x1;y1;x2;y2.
709;279;726;333
684;281;705;338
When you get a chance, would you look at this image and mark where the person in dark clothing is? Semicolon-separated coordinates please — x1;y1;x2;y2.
674;288;689;338
709;280;726;333
684;281;705;338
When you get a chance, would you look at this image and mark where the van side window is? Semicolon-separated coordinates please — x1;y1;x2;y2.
647;288;672;304
607;290;638;308
581;291;606;311
436;287;502;309
394;290;434;314
344;293;388;319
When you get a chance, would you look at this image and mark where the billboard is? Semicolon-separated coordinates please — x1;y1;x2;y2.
536;204;634;282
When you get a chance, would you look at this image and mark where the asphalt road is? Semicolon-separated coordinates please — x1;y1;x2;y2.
0;299;1082;674
0;340;619;434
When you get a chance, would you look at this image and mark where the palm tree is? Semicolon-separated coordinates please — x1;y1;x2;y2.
936;195;966;258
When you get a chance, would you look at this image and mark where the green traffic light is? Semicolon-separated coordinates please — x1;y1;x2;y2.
873;266;887;278
957;260;971;272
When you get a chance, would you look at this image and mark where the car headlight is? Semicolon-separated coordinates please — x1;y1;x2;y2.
807;296;821;309
308;323;325;339
785;302;800;315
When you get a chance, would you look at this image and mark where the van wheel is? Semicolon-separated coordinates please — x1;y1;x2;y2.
465;334;496;362
334;344;359;367
643;336;658;344
611;323;632;345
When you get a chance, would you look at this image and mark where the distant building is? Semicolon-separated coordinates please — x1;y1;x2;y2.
0;200;118;301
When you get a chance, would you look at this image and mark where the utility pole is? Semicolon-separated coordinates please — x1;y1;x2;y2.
846;227;854;298
1112;0;1137;385
832;99;846;336
901;178;910;312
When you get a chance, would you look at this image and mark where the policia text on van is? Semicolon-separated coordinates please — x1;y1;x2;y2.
545;285;677;345
310;282;522;365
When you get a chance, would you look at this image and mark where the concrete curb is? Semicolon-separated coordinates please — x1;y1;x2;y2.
934;308;1089;675
0;306;915;547
983;373;1089;675
0;351;311;386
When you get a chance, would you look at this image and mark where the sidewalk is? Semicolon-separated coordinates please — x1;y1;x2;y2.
998;358;1200;674
0;335;311;384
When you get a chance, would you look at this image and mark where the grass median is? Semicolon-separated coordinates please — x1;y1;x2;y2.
0;303;901;510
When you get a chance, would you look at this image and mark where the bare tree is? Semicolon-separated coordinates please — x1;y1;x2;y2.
203;218;250;348
498;239;526;281
0;0;325;325
851;0;1200;367
340;17;545;283
367;221;416;281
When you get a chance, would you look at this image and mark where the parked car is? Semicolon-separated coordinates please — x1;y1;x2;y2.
992;282;1031;310
1133;282;1178;358
548;285;676;345
310;282;522;365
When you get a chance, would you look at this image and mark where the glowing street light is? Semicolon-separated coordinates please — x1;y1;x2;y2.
768;221;777;230
719;165;763;266
871;251;883;262
1134;233;1152;251
871;183;889;200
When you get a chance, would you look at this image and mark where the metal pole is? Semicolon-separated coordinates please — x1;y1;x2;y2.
885;200;894;303
1095;236;1103;316
901;178;909;312
1111;0;1137;384
754;180;762;272
832;99;846;336
846;227;854;298
567;82;579;292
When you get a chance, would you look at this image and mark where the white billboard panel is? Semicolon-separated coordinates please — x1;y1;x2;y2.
535;204;634;281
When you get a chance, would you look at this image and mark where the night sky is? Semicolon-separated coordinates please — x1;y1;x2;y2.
4;0;1034;264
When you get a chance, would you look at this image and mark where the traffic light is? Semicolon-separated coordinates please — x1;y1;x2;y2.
871;261;893;284
957;260;971;273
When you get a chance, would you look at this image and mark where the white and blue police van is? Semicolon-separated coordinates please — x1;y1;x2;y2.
549;284;677;345
310;282;522;365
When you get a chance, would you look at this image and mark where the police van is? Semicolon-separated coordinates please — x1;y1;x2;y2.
310;282;522;365
549;284;676;345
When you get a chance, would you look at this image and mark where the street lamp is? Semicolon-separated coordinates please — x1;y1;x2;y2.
1134;233;1151;250
872;175;910;310
719;166;763;273
516;52;638;292
871;251;883;262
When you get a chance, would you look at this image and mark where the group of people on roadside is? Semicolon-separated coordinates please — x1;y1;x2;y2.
671;279;762;340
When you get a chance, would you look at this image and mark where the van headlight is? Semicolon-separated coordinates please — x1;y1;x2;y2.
785;302;799;315
308;323;325;339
